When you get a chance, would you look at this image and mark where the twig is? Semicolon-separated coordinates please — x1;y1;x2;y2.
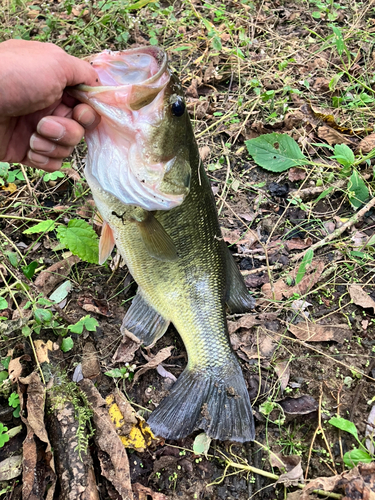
291;195;375;263
19;164;34;199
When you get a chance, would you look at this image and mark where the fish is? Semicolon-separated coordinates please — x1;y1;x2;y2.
73;46;256;442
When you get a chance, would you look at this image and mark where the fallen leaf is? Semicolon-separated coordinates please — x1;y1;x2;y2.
312;77;330;92
193;432;211;458
279;395;318;416
8;356;23;382
274;360;290;392
285;238;313;250
132;483;168;500
34;339;54;364
77;295;112;316
19;372;56;499
357;133;375;154
133;346;174;383
199;146;211;161
221;227;258;248
351;231;368;248
288;168;306;182
62;167;81;181
81;342;101;380
288;320;352;342
317;125;353;146
156;364;177;382
113;330;142;364
0;455;23;481
349;284;375;313
1;182;17;193
80;380;133;500
270;453;303;487
35;255;80;295
228;312;279;335
106;392;159;452
291;300;312;318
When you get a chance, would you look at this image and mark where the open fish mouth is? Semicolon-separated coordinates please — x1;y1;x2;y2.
71;47;190;212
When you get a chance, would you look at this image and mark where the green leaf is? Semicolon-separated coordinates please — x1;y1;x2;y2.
56;219;99;264
315;186;335;203
0;298;7;310
23;220;56;234
105;368;124;378
0;371;8;382
193;432;212;457
34;308;53;325
332;144;355;168
295;248;314;285
329;417;358;439
49;280;72;303
348;170;369;209
0;162;9;177
13;407;20;418
83;316;99;331
61;337;74;352
245;133;307;172
22;261;38;280
2;356;10;370
5;252;19;267
22;326;31;337
43;171;65;182
212;36;222;51
68;315;98;334
8;392;19;409
0;423;9;447
37;298;53;306
343;449;372;468
331;25;345;55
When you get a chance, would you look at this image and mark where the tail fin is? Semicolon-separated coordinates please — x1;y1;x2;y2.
147;358;255;442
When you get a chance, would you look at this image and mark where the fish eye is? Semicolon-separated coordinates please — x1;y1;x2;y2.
171;97;185;117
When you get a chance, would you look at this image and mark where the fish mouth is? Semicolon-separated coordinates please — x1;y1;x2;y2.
71;47;169;109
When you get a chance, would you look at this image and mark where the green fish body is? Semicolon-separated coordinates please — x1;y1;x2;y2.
75;48;255;441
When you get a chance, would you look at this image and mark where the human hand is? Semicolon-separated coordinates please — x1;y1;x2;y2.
0;39;101;172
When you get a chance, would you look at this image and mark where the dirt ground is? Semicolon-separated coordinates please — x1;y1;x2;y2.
1;0;375;499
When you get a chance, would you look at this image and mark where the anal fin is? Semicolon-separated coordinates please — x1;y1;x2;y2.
224;244;255;313
136;213;178;262
121;290;170;346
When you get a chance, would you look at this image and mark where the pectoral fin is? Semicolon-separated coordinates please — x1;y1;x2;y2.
121;290;170;346
137;214;178;261
99;221;115;265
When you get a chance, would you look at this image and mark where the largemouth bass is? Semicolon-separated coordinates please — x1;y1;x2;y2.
74;47;255;442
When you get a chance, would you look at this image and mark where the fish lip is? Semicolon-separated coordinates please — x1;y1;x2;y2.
72;47;168;93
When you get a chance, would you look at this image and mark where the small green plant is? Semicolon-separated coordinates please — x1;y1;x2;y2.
105;363;137;382
0;162;25;185
329;416;373;468
8;392;20;418
0;423;10;447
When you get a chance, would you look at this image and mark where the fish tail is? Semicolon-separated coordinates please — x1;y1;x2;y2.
147;358;255;442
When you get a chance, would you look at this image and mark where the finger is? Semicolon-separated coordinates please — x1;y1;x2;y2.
30;133;74;158
64;55;99;87
72;103;101;131
25;152;65;172
37;116;85;147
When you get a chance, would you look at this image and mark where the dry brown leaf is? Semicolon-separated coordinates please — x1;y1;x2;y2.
133;346;174;383
288;168;306;182
19;372;56;500
349;284;375;313
77;295;112;317
285;237;313;250
81;342;101;380
34;339;54;364
62;167;81;181
80;380;133;500
232;327;278;360
228;312;279;335
8;356;23;382
132;483;168;500
317;125;352;145
199;146;211;161
0;456;23;481
312;77;330;92
279;395;318;416
35;255;80;295
270;454;303;487
113;330;142;364
357;133;375;154
288;320;352;342
300;464;375;500
221;227;258;247
273;360;290;391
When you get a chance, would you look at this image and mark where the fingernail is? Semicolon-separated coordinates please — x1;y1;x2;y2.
37;118;65;140
30;135;56;153
77;108;96;127
28;151;49;166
